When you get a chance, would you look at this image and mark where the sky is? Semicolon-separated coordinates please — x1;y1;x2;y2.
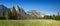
0;0;60;15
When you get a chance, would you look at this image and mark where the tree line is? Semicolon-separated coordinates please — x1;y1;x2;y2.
44;12;60;20
0;7;17;20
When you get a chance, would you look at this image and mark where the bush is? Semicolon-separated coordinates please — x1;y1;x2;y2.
55;16;60;20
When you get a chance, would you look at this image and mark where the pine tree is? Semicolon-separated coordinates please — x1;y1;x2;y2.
11;6;17;19
5;9;11;20
58;12;60;16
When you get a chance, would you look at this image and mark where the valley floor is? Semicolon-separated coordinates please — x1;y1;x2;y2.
0;19;60;26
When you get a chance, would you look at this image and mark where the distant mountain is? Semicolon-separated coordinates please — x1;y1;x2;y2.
27;10;45;18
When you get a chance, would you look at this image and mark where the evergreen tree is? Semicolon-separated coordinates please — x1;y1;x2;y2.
55;12;60;20
11;6;17;19
0;12;5;19
5;9;11;20
58;12;60;16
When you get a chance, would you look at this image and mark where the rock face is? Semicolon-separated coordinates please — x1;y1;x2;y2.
0;5;7;13
12;5;26;14
27;10;45;18
0;5;7;17
11;5;27;19
14;5;20;14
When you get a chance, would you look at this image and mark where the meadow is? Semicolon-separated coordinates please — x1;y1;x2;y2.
0;19;60;26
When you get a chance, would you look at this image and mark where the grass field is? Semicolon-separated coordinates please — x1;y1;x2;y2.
0;19;60;26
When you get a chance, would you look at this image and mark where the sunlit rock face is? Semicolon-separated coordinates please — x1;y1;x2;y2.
14;5;20;14
27;10;45;18
11;5;27;19
12;5;26;14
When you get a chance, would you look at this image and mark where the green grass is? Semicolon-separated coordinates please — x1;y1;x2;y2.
0;19;60;26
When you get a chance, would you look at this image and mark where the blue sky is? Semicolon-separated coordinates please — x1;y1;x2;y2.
0;0;60;15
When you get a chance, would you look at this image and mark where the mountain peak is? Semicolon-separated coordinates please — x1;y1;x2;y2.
27;10;45;18
11;5;26;14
